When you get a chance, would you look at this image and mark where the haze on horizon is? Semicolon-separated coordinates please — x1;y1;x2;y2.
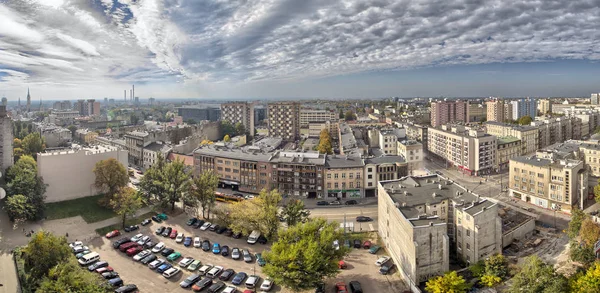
1;0;600;101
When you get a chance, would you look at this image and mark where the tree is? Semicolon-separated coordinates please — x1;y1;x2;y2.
22;132;45;158
229;189;282;239
200;139;214;146
281;199;310;226
568;206;587;239
6;155;47;220
160;158;190;211
480;274;502;287
571;262;600;293
186;170;219;219
518;115;533;125
484;254;509;279
579;218;600;248
21;231;71;286
234;122;245;135
93;158;128;198
138;154;167;205
425;271;470;293
212;205;232;227
38;258;112;293
344;110;356;121
67;125;77;138
4;194;35;223
595;178;600;204
509;255;568;293
339;109;344;119
130;114;140;125
110;187;143;229
262;218;348;291
220;121;236;138
569;240;596;266
316;129;333;154
224;134;231;142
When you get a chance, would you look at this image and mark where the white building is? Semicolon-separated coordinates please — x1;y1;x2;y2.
143;142;172;170
37;145;128;202
299;109;338;127
221;102;255;136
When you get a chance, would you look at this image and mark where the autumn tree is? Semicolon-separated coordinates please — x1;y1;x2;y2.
508;255;568;293
595;179;600;204
518;115;533;125
425;271;470;293
186;170;219;219
22;132;45;158
479;254;509;287
229;188;282;239
224;134;231;142
316;129;333;154
568;207;587;239
93;158;128;198
571;262;600;293
21;231;71;289
262;218;348;291
110;187;143;229
280;199;310;226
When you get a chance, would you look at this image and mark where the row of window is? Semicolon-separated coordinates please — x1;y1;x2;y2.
326;172;361;179
326;181;361;189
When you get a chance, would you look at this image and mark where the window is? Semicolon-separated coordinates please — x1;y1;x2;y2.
327;183;331;188
458;230;461;237
368;175;373;179
537;173;544;178
466;243;470;250
327;174;331;179
334;183;339;188
334;174;339;179
357;173;361;179
368;168;373;172
342;173;346;179
433;211;437;216
225;161;231;165
349;182;353;188
349;173;353;179
466;229;470;237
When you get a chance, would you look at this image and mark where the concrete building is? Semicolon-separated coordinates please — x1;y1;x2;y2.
430;100;469;127
254;106;267;125
1;97;6;106
509;155;587;213
580;142;600;177
469;103;487;122
486;122;539;155
378;175;502;290
379;129;399;155
221;102;255;136
563;107;600;139
124;131;155;166
497;136;521;170
308;121;338;138
338;123;368;157
531;117;582;149
268;102;300;141
324;155;364;198
177;106;221;123
364;155;408;197
397;140;423;174
404;123;429;152
37;145;128;202
538;99;552;115
591;93;599;105
142;142;172;170
0;106;13;171
428;125;497;175
75;129;99;144
272;151;325;198
299;109;338;127
510;98;537;120
32;123;72;147
487;99;514;123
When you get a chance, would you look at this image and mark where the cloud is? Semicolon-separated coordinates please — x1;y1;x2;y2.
56;33;100;56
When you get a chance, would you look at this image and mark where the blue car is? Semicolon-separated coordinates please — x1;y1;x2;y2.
183;237;193;247
232;272;247;285
157;263;172;273
108;277;123;287
212;243;221;254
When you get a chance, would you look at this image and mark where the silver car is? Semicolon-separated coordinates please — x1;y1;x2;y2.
242;249;252;263
231;248;241;260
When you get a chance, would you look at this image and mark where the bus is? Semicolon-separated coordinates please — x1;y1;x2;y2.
215;192;243;203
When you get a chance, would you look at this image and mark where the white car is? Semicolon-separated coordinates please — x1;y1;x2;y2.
198;264;213;276
178;257;194;268
200;222;211;230
193;237;201;248
162;267;181;278
222;285;237;293
231;248;241;260
175;233;184;243
148;258;165;269
152;242;165;253
260;278;273;291
133;250;152;261
137;235;150;245
206;265;224;278
69;241;83;248
131;233;144;242
333;240;340;250
375;256;391;266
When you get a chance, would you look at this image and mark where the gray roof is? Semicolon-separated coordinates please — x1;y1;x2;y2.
580;142;600;150
485;121;538;131
144;142;171;152
195;145;274;162
273;152;326;165
366;155;405;165
511;156;552;167
325;155;364;168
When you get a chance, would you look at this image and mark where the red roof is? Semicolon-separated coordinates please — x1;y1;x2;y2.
168;153;193;166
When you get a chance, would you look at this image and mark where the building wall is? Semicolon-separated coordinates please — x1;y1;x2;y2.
0;107;13;171
268;102;300;141
397;141;423;173
428;127;497;175
581;145;600;177
538;99;552;115
455;204;502;264
497;140;521;169
502;217;535;248
299;109;337;127
431;101;469;127
364;163;378;191
221;102;255;136
486;100;504;122
38;147;129;202
379;132;397;155
485;123;539;155
325;167;363;198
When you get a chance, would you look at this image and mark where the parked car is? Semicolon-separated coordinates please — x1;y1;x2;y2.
198;264;213;276
245;275;260;289
102;271;119;279
72;246;89;254
260;279;273;291
163;267;181;278
184;237;193;247
330;200;342;205
155;226;165;235
209;224;218;231
187;259;202;271
216;226;227;234
108;277;123;287
160;247;174;257
192;278;213;292
208;281;226;293
202;240;211;251
112;238;131;249
242;249;253;263
353;239;361;248
175;233;184;243
187;218;198;226
167;252;182;261
76;250;91;259
137;235;150;246
212;243;221;254
200;222;212;230
69;241;83;249
257;235;268;244
170;229;178;239
178;257;194;268
231;247;241;260
223;229;233;237
232;232;242;239
375;256;390;266
156;213;168;220
363;241;372;249
141;219;151;226
152;242;165;253
106;230;120;238
223;285;237;293
119;242;138;252
349;281;363;293
133;250;152;261
151;215;162;223
256;253;266;266
156;263;173;273
231;272;247;285
356;216;372;222
316;201;329;206
96;266;113;274
369;245;381;254
143;240;155;249
335;282;347;293
88;261;108;272
206;265;224;278
180;273;201;288
124;225;139;232
115;284;138;293
338;260;347;269
193;220;204;229
140;254;157;264
380;263;395;275
162;227;172;237
126;246;143;257
130;233;144;242
148;258;166;270
345;200;358;205
219;268;235;281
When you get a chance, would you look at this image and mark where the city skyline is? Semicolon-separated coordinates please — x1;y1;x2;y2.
1;1;600;100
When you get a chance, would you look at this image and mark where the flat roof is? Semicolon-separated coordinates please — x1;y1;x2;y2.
497;136;520;145
511;156;552;167
195;145;274;162
485;121;538;131
325;155;364;168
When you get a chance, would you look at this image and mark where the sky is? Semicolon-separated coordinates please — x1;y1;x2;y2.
1;0;600;101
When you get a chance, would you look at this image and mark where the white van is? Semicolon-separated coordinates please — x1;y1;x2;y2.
247;230;261;244
78;252;99;265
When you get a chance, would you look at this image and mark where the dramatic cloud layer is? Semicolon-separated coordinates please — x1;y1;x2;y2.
1;0;600;98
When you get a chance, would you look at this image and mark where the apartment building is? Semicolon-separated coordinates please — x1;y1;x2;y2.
531;117;582;149
430;100;469;127
403;123;428;152
379;129;399;155
469;103;487;122
364;155;408;197
486;99;514;123
509;155;587;213
142;142;172;170
563;108;600;138
510;98;537;120
378;175;502;290
221;102;255;136
485;122;539;155
428;125;497;175
580;142;600;177
308;121;338;138
75;129;98;144
497;137;521;170
299;109;338;127
272;151;325;198
177;106;221;122
324;155;364;198
397;140;423;173
268;102;300;141
591;93;599;105
538;99;552;115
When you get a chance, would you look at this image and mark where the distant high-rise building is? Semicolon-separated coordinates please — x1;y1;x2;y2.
538;99;552;115
149;98;155;106
104;97;108;104
487;99;512;122
510;98;537;120
591;93;600;105
0;105;14;171
1;97;7;106
221;102;255;136
26;88;31;112
268;102;300;141
430;100;469;127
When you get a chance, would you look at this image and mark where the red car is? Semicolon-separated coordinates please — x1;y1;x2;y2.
335;282;348;293
105;230;120;238
126;245;143;256
363;241;372;249
96;266;113;273
119;242;137;252
169;229;178;239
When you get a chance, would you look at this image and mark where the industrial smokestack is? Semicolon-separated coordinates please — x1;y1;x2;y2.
132;84;135;101
124;90;126;101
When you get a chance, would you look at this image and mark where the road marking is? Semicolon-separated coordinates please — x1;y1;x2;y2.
369;224;375;231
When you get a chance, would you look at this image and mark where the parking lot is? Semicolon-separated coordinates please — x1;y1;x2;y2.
89;213;407;293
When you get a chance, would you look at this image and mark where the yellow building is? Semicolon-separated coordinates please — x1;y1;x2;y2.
580;142;600;177
496;136;521;170
324;155;364;198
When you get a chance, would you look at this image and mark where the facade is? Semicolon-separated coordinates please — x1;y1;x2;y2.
468;103;487;122
538;99;552;115
308;121;338;138
75;129;98;144
430;100;469;127
52;100;72;110
510;98;537;120
509;156;587;213
268;102;300;141
486;122;539;155
177;106;221;123
486;99;504;122
580;142;600;177
142;142;172;170
379;130;398;155
124;131;152;165
591;93;599;105
37;145;128;202
397;140;423;174
364;155;408;196
378;175;502;290
531;117;582;149
324;155;364;198
221;102;255;136
299;109;338;127
0;106;13;171
428;125;497;175
273;151;325;198
497;136;521;170
404;123;428;152
33;123;71;147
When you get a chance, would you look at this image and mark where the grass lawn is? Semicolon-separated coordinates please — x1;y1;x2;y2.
45;194;116;223
95;211;156;236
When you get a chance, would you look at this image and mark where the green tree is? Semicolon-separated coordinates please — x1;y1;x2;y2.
569;240;596;266
281;199;310;227
110;187;143;229
224;134;231;142
38;258;112;293
4;194;35;223
229;189;282;239
93;158;128;198
161;159;191;211
568;206;587;239
518;115;533;125
21;231;71;287
67;125;77;138
595;178;600;204
339;109;344;119
579;217;600;248
22;132;45;158
344;110;356;121
220;121;236;138
186;170;219;219
130;114;140;125
316;129;333;154
234;122;245;135
6;155;47;220
571;262;600;293
211;205;232;227
480;274;502;287
425;271;470;293
484;254;509;279
262;218;348;291
509;255;568;293
138;154;168;205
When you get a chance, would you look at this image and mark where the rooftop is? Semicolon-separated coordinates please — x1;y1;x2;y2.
511;156;552;167
325;155;364;168
144;142;171;152
195;144;274;162
485;121;538;131
497;136;521;145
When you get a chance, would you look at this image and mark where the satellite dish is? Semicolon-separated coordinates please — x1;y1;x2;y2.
0;188;5;200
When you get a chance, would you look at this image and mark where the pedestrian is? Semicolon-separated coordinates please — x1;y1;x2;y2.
66;232;69;238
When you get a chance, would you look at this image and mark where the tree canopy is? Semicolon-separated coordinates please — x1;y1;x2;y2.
22;132;46;159
508;255;568;293
21;231;72;287
186;170;219;219
262;218;348;291
316;129;333;154
110;187;143;229
93;158;128;198
229;188;282;239
4;194;35;223
5;155;47;221
518;115;533;125
280;199;310;227
568;207;587;239
344;110;356;121
138;155;190;211
594;178;600;204
579;218;600;248
425;271;470;293
38;258;112;293
571;262;600;293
